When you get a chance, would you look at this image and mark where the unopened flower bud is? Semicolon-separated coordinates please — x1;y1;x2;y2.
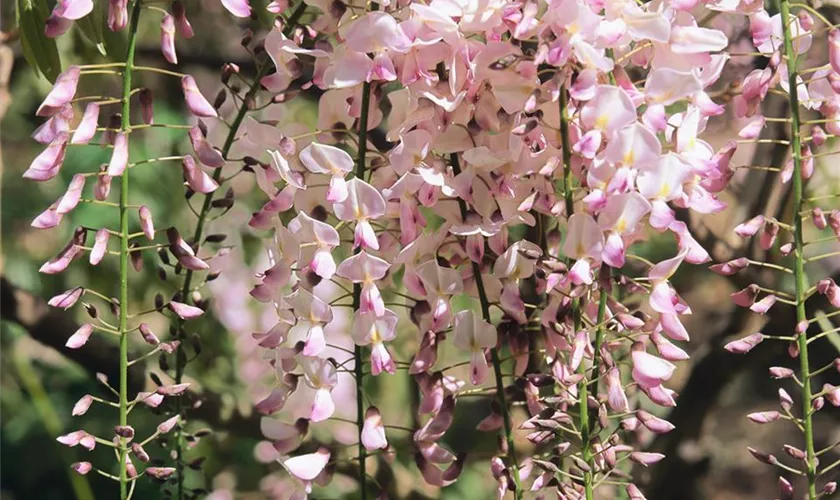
114;425;135;439
131;442;150;462
778;388;793;411
783;444;806;460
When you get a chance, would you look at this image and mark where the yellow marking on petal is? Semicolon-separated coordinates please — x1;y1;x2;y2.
595;115;609;130
370;325;382;344
658;183;671;198
616;218;627;233
576;242;586;257
623;150;634;165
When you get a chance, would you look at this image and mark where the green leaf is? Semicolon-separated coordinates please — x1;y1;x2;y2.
15;0;62;82
75;1;107;56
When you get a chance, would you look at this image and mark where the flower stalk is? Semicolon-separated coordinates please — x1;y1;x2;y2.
117;2;142;499
778;0;817;496
559;84;597;500
170;4;309;499
450;153;522;498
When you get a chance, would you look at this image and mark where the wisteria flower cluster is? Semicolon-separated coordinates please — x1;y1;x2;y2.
20;0;840;498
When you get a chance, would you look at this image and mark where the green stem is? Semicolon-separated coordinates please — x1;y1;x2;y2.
352;75;374;500
450;153;523;498
777;0;817;497
560;86;595;500
170;5;309;499
118;3;142;499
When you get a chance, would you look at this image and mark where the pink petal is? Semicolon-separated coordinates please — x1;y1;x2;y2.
37;66;81;117
309;388;335;422
107;132;129;176
189;127;225;168
361;407;388;450
182;75;218;118
89;228;109;265
283;448;331;482
169;300;204;319
160;14;178;64
49;286;84;309
221;0;251;17
66;324;94;349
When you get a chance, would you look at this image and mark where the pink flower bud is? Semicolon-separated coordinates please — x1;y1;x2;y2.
136;391;164;408
168;300;204;319
66;324;94;349
139;323;160;345
24;132;69;181
817;278;840;307
181;155;219;194
731;284;759;307
748;447;775;465
72;395;94;416
158;340;180;353
108;0;128;31
709;257;749;276
749;294;777;315
172;1;194;38
45;14;72;38
71;462;92;475
138;89;154;125
33;104;72;144
136;206;154;240
824;383;840;406
724;332;764;354
824;483;838;495
747;411;780;424
626;483;647;500
749;10;772;47
361;406;388;451
37;66;80;117
131;442;150;462
734;215;765;237
40;232;84;274
57;430;95;450
95;170;112;200
71;102;100;144
629;452;665;467
156;383;190;396
160;14;178;64
157;415;180;434
188;127;225;168
107;132;129;176
145;467;177;479
32;205;63;229
89;228;109;265
813;207;827;230
760;220;779;250
779;388;793;411
828;210;840;238
636;410;675;434
267;0;288;13
182;75;218;118
49;286;83;309
769;366;794;379
221;0;251;17
778;476;794;500
114;425;135;439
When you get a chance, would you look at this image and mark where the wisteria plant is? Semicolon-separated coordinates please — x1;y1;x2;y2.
17;0;840;498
